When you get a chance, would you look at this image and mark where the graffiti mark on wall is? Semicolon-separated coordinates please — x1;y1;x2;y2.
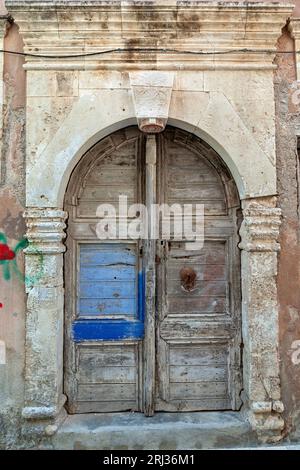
0;231;27;281
0;242;15;261
0;232;44;285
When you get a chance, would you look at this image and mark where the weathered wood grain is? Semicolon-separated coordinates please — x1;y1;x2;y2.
88;167;136;185
160;320;233;339
154;397;231;412
77;200;135;217
169;344;228;366
78;365;136;384
73;342;140;412
80;186;135;201
72;401;138;413
167;296;226;314
170;382;228;399
170;365;227;382
167;280;226;296
78;384;136;402
167;264;227;281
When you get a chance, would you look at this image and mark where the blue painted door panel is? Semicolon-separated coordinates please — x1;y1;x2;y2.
73;320;145;342
79;298;136;316
80;248;136;265
79;280;136;299
80;266;136;281
72;243;144;341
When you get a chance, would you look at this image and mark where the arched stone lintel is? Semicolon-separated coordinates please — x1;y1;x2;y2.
26;91;277;209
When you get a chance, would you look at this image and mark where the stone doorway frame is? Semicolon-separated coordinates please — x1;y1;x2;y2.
23;117;283;444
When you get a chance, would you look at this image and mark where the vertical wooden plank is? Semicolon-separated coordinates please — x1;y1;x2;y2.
157;338;170;402
64;232;78;413
143;135;156;416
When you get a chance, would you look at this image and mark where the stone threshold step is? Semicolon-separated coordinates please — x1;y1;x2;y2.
52;411;255;450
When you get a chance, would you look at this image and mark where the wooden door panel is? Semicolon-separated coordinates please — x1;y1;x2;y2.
155;129;242;412
164;240;229;316
71;342;140;413
64;128;145;414
156;340;232;411
78;243;137;318
76;139;138;218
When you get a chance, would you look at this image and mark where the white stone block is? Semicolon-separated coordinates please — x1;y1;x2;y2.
79;71;130;90
173;72;204;91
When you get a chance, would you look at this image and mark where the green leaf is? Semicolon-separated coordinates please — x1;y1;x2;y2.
2;261;11;281
0;232;7;244
14;237;29;253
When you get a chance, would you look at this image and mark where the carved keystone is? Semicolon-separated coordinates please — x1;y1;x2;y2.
129;72;174;133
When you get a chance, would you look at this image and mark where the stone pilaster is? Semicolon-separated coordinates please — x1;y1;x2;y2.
22;209;67;431
239;197;284;443
0;16;10;182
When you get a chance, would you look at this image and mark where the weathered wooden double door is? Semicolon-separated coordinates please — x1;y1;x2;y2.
64;127;242;414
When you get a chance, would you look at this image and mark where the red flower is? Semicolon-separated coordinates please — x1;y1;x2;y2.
0;243;15;261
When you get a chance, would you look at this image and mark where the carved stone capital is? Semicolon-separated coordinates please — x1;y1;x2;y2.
24;208;68;254
288;18;300;80
0;15;12;38
250;400;285;443
239;199;281;252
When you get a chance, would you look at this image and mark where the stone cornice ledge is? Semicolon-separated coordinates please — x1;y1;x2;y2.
5;1;294;71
